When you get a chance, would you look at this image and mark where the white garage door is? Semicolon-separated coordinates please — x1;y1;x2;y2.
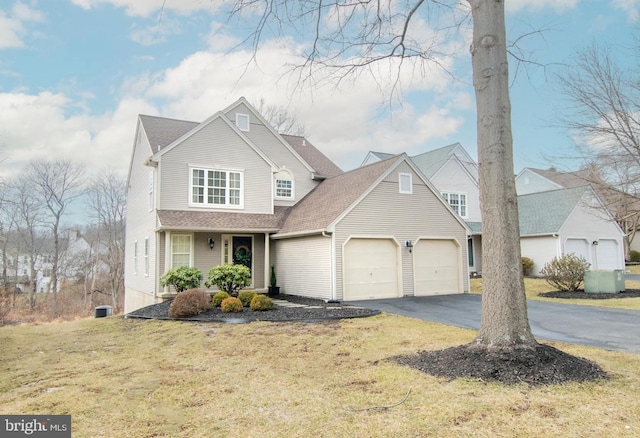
343;238;400;300
413;239;460;296
596;239;621;270
564;238;590;262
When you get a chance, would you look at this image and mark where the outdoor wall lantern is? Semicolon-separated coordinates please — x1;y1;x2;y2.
208;238;215;250
592;240;599;246
405;240;413;253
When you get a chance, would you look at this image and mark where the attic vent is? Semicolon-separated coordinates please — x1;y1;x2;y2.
236;113;250;132
157;145;161;153
302;139;306;146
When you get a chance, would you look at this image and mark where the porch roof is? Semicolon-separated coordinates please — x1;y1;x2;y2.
157;207;290;232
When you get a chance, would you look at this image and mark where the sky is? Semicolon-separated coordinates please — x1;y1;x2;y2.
1;0;639;194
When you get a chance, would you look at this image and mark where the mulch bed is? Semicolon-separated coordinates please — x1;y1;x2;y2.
125;294;380;323
540;288;640;299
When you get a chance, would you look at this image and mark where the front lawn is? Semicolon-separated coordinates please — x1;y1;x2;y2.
1;316;639;436
470;277;640;311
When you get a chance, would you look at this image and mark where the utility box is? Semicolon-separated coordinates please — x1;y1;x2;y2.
584;270;625;294
95;305;113;318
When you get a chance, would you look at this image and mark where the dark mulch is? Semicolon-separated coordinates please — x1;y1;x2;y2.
540;288;640;299
396;343;608;386
125;294;380;323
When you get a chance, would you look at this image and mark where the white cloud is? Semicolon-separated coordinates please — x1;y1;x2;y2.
506;0;580;13
614;0;640;22
130;18;182;46
70;0;222;18
0;2;43;49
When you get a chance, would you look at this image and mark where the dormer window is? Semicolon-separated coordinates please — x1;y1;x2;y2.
236;113;250;132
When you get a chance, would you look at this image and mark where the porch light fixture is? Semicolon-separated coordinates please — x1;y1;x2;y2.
592;240;599;246
405;240;413;253
208;238;215;250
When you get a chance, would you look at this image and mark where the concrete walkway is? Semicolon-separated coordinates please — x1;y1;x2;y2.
349;294;640;354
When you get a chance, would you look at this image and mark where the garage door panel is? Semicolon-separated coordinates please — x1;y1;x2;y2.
565;239;590;261
596;239;620;271
344;238;399;300
414;239;460;296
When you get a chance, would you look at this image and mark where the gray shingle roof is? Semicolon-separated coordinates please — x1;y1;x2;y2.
157;207;290;231
276;157;399;235
281;134;343;178
139;115;198;154
517;186;590;235
410;143;460;178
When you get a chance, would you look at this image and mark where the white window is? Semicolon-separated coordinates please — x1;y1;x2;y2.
171;235;192;268
148;171;154;212
236;113;250;132
144;238;149;276
275;179;293;199
133;240;138;275
191;168;243;208
399;173;412;194
442;192;468;218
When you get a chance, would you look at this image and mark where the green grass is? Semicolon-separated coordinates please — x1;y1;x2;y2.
470;278;640;311
1;316;639;437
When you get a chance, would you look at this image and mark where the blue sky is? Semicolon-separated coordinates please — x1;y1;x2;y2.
1;0;639;185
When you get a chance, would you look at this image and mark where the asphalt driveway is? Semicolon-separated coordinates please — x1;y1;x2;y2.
349;294;640;354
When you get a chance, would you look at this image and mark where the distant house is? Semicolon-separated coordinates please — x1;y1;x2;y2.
362;144;626;276
124;98;470;312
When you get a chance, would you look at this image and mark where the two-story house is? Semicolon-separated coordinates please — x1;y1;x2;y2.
363;144;625;276
124;98;471;313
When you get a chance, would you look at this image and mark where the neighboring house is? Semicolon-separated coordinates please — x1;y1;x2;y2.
363;143;482;274
517;167;640;258
124;98;470;313
363;144;625;276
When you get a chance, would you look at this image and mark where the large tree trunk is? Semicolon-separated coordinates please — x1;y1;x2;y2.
469;0;536;348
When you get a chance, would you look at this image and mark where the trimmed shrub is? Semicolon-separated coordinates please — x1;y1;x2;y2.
522;257;535;277
161;266;203;293
629;250;640;263
237;290;257;307
212;291;230;307
205;264;251;296
220;297;243;313
540;254;591;292
250;294;274;311
168;288;212;318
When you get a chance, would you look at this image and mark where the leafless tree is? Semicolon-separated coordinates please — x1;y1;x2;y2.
27;160;85;317
87;170;126;311
253;98;306;136
555;44;640;257
223;0;535;351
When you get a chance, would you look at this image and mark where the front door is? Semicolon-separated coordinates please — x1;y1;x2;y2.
222;235;253;286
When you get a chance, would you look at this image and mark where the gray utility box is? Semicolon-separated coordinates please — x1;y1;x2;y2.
95;305;113;318
584;270;625;294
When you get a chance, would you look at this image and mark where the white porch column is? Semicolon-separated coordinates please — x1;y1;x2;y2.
264;233;270;290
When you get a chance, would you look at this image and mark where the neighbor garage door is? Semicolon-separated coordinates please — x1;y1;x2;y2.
343;238;400;300
564;238;590;262
596;239;621;271
413;239;461;296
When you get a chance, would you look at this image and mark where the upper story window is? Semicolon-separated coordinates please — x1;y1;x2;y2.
236;113;250;132
442;192;467;218
133;240;138;275
274;169;294;200
191;168;243;209
144;238;149;276
399;173;412;194
148;171;154;212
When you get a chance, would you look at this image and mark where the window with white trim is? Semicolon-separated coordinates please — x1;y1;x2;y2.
275;179;293;198
442;192;468;218
191;168;243;208
171;235;192;268
133;240;138;275
236;113;250;132
144;238;149;276
399;173;412;194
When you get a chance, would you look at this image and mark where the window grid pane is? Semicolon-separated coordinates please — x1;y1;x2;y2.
191;168;242;207
276;179;292;198
171;235;191;268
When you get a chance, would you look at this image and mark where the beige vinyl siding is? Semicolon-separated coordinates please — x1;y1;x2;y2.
158;117;273;214
274;235;332;300
334;162;469;300
225;103;320;203
430;159;481;222
124;124;160;313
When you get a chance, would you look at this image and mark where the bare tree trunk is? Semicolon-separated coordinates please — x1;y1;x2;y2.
469;0;536;348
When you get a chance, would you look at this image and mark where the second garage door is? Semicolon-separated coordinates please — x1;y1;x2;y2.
414;239;461;296
343;238;400;300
